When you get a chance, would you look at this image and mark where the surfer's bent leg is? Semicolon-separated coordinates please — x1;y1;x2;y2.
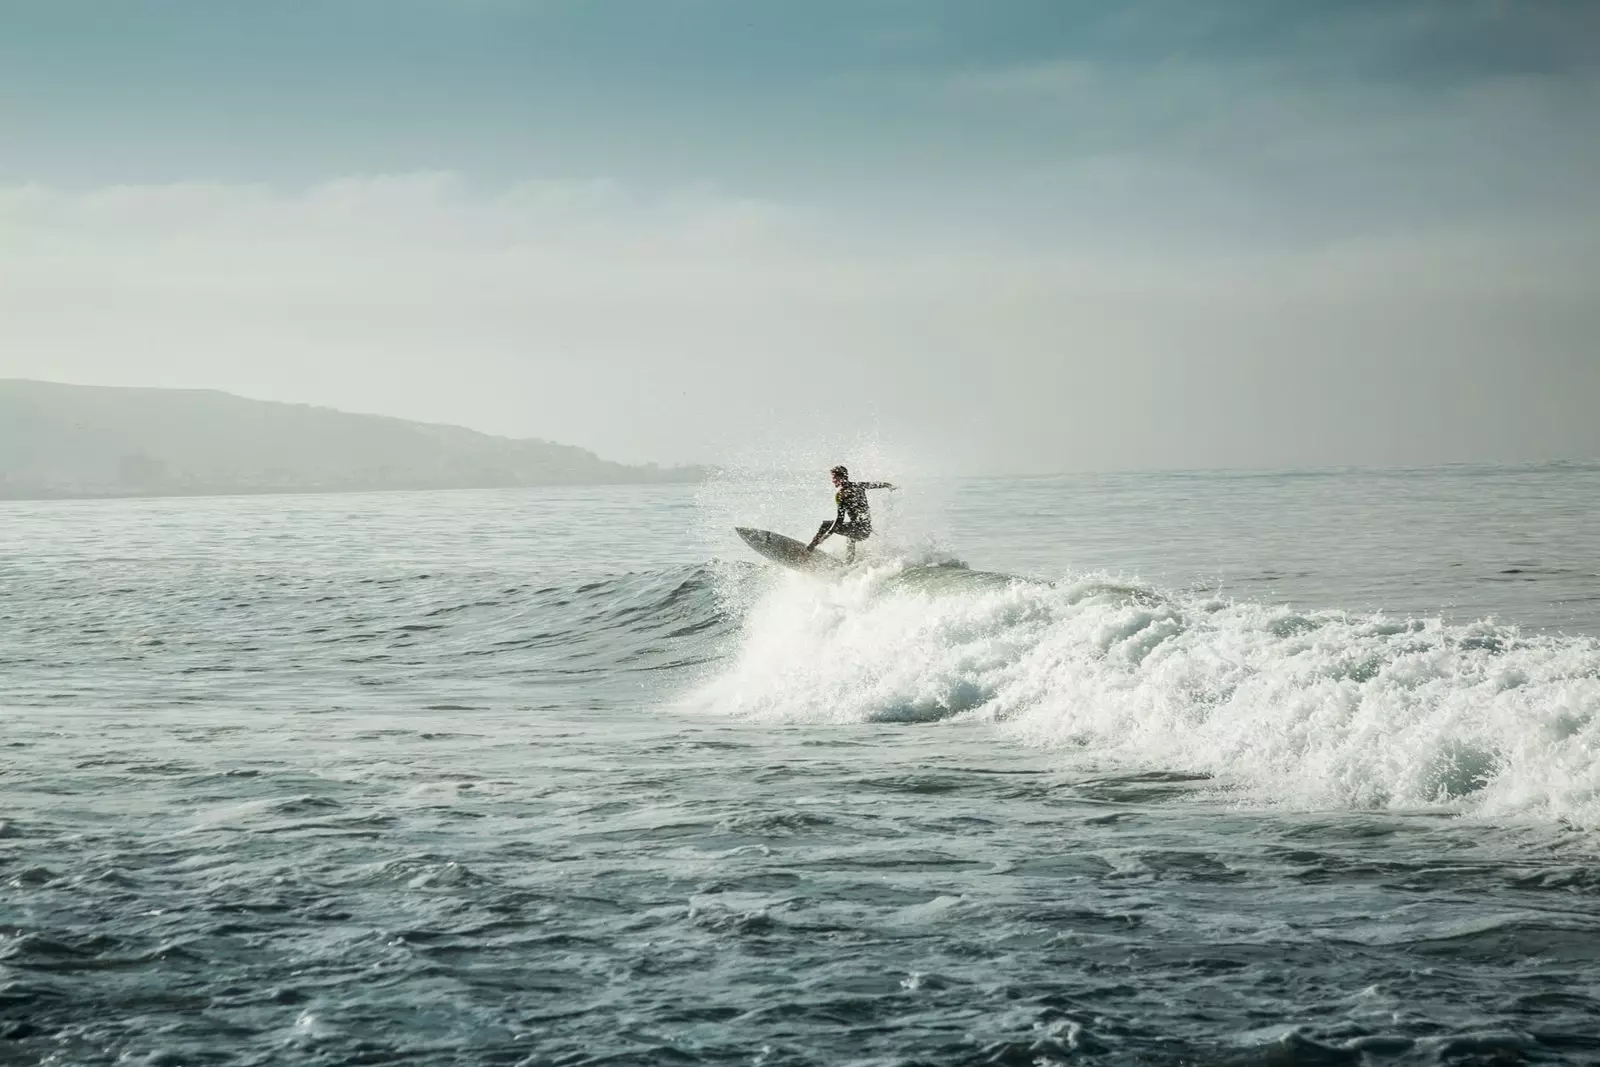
807;520;835;551
837;521;870;562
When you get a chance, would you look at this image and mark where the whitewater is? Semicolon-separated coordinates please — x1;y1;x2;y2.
4;465;1599;1065
694;563;1600;823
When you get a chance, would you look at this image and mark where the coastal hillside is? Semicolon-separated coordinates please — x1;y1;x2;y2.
0;380;702;499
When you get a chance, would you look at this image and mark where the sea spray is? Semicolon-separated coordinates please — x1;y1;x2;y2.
689;561;1600;823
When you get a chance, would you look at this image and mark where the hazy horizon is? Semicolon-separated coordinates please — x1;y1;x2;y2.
3;0;1597;475
9;375;1600;482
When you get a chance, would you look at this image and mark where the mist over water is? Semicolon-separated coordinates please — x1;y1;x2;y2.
5;464;1600;1064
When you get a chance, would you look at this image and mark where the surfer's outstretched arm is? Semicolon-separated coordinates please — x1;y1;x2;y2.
862;482;897;490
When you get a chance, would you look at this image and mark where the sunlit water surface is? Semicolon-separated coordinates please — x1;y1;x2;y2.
4;464;1600;1065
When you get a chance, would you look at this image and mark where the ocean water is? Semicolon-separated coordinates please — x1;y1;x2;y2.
4;463;1600;1066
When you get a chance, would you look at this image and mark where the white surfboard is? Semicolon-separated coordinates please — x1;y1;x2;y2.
735;527;845;572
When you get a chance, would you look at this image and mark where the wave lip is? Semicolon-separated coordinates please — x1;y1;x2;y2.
688;562;1600;825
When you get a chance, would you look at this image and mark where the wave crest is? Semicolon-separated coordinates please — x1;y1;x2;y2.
686;563;1600;824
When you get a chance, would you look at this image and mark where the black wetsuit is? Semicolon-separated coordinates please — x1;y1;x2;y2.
812;480;893;558
829;481;881;541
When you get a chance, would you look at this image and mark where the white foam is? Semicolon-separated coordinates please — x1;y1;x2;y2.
687;563;1600;824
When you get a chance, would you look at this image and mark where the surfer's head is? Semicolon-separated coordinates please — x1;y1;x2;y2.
829;465;848;485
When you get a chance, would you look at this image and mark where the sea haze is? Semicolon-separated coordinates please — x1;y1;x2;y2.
3;465;1599;1065
0;380;701;499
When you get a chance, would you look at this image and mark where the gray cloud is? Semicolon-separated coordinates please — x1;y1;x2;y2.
3;176;1595;473
1;1;1597;473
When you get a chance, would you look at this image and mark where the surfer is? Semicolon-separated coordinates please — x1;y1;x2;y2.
807;465;896;562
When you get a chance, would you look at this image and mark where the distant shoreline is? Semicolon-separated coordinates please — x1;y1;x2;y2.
1;379;705;501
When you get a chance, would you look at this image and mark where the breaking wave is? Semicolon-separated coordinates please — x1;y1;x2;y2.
686;560;1600;825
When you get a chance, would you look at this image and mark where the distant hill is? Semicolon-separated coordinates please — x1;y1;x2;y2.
0;380;703;499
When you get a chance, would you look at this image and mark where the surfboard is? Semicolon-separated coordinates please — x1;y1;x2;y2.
735;527;845;572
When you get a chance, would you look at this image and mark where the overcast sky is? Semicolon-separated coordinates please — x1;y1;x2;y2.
2;0;1597;473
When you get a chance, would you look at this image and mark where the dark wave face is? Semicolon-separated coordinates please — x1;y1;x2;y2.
4;477;1600;1066
2;557;734;713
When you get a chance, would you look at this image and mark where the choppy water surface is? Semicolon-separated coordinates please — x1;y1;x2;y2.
4;465;1600;1065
